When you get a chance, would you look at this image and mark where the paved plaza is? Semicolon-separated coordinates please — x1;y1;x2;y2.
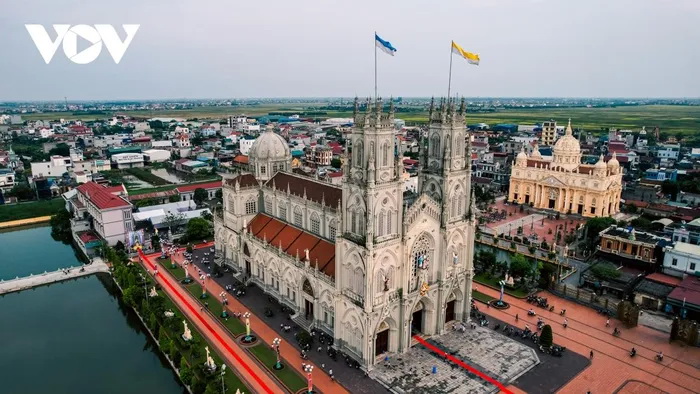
369;327;538;393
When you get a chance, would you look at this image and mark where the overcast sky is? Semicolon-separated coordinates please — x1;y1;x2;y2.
1;0;699;101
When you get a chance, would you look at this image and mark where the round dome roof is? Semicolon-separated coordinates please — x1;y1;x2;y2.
249;129;290;161
595;155;607;168
516;149;528;161
531;144;542;158
553;119;581;155
607;152;620;167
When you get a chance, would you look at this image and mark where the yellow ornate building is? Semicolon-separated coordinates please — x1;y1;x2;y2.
508;120;622;217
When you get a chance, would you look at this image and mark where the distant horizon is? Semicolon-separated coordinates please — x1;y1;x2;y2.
2;96;700;104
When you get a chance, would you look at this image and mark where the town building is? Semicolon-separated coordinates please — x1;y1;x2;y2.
540;120;557;146
30;155;73;179
508;120;623;217
142;149;170;163
111;153;145;169
214;97;476;369
176;181;222;201
663;242;700;278
64;182;133;254
598;225;668;271
0;168;15;191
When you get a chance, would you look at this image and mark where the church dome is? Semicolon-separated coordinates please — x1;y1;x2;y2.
553;119;581;155
531;143;542;159
517;149;527;160
249;126;290;161
595;155;607;169
607;152;620;168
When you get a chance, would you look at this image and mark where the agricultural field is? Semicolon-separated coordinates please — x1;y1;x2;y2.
21;103;700;136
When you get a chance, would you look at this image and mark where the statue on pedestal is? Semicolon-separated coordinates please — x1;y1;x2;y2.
505;272;515;287
453;252;459;266
182;320;193;341
164;310;175;318
204;346;217;371
149;286;158;298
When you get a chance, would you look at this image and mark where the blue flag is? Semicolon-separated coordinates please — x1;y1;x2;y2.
375;33;397;56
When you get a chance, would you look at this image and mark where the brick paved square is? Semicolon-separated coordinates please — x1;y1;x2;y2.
370;326;539;393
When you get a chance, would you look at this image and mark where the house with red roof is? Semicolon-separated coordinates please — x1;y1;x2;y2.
176;180;223;202
64;181;133;250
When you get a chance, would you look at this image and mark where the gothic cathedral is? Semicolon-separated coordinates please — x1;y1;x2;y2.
214;97;476;369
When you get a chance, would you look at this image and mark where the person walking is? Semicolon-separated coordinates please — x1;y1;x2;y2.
590;350;594;359
606;318;610;327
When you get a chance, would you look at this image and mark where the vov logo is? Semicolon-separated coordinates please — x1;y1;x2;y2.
25;24;140;64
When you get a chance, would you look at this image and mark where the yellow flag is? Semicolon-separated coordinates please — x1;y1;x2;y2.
451;41;480;65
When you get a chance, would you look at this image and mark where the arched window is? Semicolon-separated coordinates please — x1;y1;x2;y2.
355;140;364;167
245;199;256;214
310;213;320;235
386;211;392;235
328;220;336;239
353;267;364;295
294;206;303;227
411;234;433;290
381;142;389;167
264;197;272;213
303;278;314;297
431;135;440;156
377;211;385;236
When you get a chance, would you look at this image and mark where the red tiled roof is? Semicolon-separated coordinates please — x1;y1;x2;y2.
247;213;336;278
327;171;343;178
76;182;131;210
266;172;342;207
128;189;177;201
225;174;258;188
176;181;222;193
645;273;682;287
625;200;650;208
526;159;547;168
234;155;249;164
667;276;700;306
78;231;100;244
647;203;677;213
132;137;151;142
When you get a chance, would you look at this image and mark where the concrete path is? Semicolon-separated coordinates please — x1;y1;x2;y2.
0;215;52;229
0;259;109;295
172;245;348;394
138;248;284;394
475;286;700;394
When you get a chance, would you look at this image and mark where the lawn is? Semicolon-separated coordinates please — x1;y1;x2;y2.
160;259;187;280
127;184;178;195
125;168;173;186
472;290;496;304
474;272;529;298
0;198;65;222
183;283;246;336
248;344;308;392
157;289;248;393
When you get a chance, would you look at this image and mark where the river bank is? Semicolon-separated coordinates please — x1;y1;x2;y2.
0;215;52;229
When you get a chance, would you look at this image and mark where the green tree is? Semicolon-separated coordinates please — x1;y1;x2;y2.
193;188;208;206
50;208;73;244
151;234;161;250
509;254;531;278
164;212;186;233
330;158;342;169
179;365;193;386
204;382;221;394
540;324;553;347
476;251;496;273
630;217;652;231
215;189;223;199
661;180;680;200
169;194;181;203
185;217;213;242
584;217;616;243
122;286;144;308
7;184;35;200
48;143;70;157
591;262;621;280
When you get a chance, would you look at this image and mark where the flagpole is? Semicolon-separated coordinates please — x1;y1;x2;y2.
374;31;378;100
447;41;454;99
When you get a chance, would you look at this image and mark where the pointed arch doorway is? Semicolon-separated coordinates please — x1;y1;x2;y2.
302;278;315;321
375;321;390;356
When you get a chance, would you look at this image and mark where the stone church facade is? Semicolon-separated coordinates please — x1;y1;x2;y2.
508;120;623;218
214;98;476;369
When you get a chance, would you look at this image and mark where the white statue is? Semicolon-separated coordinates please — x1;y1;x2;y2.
453;252;459;265
205;346;217;371
505;272;515;287
149;286;158;297
164;310;175;318
182;320;193;341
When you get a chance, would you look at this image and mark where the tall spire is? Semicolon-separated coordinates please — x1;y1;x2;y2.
353;97;359;118
565;118;573;136
429;97;435;120
459;98;466;115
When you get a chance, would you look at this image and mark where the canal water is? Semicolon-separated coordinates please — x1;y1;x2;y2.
0;225;83;280
0;226;186;394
